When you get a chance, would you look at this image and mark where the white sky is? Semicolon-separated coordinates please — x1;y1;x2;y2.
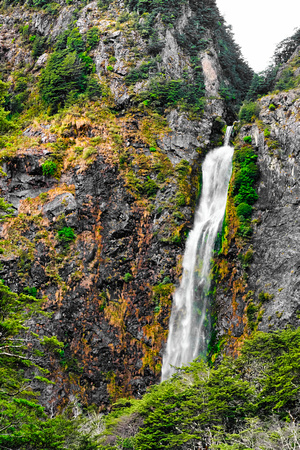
216;0;300;72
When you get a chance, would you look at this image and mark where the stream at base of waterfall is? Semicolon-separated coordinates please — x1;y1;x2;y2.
161;127;234;381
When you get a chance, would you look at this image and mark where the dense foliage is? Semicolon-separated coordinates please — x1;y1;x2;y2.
0;280;63;448
39;26;101;113
245;27;300;102
96;328;300;449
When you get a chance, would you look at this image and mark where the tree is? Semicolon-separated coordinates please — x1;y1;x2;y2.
39;49;87;113
0;80;14;133
0;280;69;448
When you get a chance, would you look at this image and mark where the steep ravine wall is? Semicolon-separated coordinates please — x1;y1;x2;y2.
214;87;300;354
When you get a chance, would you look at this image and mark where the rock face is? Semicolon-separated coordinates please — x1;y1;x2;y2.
0;0;252;410
214;87;300;351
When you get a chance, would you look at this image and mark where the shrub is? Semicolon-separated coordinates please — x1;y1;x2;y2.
42;160;57;177
97;0;111;10
236;202;253;219
269;103;276;111
139;76;205;113
57;227;76;246
125;60;157;85
238;224;253;238
246;302;259;329
234;184;258;205
175;159;190;176
275;67;295;91
32;35;47;59
264;128;271;138
124;273;133;283
23;286;37;297
243;136;252;144
0;197;14;222
86;27;100;49
39;49;87;112
67;28;85;53
175;192;186;207
238;248;253;268
85;77;102;100
233;163;259;193
258;291;274;302
107;65;114;72
141;178;159;197
239;101;260;123
45;2;61;15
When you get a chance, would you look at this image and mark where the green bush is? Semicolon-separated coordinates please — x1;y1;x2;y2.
97;0;111;10
45;2;61;15
86;27;100;49
234;184;258;205
85;77;102;100
125;60;157;85
0;80;14;133
238;248;253;268
23;286;37;297
239;101;260;123
258;291;274;302
175;192;186;207
269;103;276;111
139;77;205;113
42;160;57;177
67;28;85;53
57;227;76;246
141;178;159;198
175;159;190;176
234;163;259;194
32;35;48;59
39;49;87;112
124;273;133;283
236;202;253;219
98;328;300;448
246;302;259;329
107;65;114;72
275;67;295;91
243;135;252;143
234;146;258;165
0;197;14;222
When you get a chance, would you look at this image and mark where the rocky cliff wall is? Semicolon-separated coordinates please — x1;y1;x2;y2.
0;0;251;410
214;86;300;354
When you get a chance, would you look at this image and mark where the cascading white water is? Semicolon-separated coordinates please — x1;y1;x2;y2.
161;127;234;381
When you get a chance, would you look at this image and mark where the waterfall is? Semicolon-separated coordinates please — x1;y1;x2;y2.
161;126;234;381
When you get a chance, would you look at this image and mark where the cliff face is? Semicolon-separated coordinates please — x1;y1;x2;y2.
0;0;252;409
214;54;300;353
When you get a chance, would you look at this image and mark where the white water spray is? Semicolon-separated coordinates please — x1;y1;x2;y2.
161;127;234;381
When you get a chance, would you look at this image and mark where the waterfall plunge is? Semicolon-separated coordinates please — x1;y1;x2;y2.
161;127;234;381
